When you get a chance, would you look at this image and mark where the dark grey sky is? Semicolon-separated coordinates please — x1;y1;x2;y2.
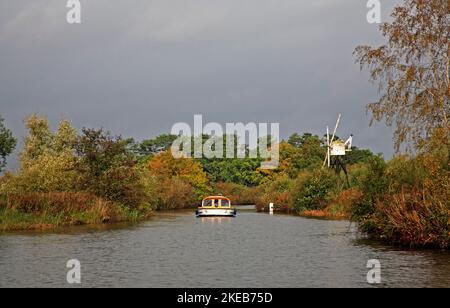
1;0;400;170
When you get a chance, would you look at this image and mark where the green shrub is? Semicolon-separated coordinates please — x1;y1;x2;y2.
351;155;388;221
347;163;369;188
75;128;151;210
291;169;339;212
385;155;428;192
255;175;294;212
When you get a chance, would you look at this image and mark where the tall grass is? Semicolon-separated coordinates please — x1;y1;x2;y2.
7;192;101;214
370;189;450;248
0;192;146;231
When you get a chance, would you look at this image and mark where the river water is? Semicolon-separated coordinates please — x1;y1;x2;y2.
0;206;449;288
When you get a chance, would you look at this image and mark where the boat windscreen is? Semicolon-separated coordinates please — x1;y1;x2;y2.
221;199;230;207
203;199;213;207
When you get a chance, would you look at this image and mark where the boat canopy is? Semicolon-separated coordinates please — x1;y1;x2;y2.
201;196;231;208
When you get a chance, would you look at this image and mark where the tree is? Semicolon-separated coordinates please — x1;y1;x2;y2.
5;116;79;193
201;158;265;186
148;151;210;208
285;134;325;176
296;133;326;168
354;0;449;151
352;155;388;221
287;133;302;148
0;116;16;173
75;128;132;179
20;114;53;168
137;134;178;157
260;134;327;180
74;128;148;209
53;119;77;153
343;147;375;165
289;133;324;150
291;168;338;212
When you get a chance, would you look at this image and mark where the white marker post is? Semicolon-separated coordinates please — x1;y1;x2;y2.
269;203;274;215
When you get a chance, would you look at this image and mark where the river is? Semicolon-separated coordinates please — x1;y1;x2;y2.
0;206;449;288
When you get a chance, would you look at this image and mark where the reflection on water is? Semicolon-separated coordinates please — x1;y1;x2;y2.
0;207;449;288
200;217;233;224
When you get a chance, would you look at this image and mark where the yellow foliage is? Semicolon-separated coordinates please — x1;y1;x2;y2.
2;149;79;193
148;151;210;202
2;115;80;194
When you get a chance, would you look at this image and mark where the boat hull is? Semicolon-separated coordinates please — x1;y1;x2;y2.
195;208;236;217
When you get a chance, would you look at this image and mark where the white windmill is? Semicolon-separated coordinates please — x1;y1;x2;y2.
323;114;353;168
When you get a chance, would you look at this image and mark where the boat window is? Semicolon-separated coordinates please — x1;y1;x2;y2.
203;199;213;207
221;199;230;207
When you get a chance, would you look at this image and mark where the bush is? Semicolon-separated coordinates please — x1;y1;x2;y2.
351;156;388;221
95;165;150;210
385;155;428;192
75;128;151;210
0;192;142;231
2;117;80;194
3;192;128;223
154;178;195;210
0;175;7;206
0;194;6;208
372;189;449;248
200;158;265;186
255;175;294;212
291;169;339;213
2;150;80;194
213;182;259;205
352;129;450;248
148;151;211;205
7;192;102;214
347;163;369;188
326;188;364;218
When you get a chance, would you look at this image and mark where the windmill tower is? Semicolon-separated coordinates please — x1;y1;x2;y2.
323;114;353;186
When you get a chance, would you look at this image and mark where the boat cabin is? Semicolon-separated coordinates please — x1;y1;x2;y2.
200;196;232;208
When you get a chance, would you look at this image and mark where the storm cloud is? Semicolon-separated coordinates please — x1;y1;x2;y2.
0;0;400;170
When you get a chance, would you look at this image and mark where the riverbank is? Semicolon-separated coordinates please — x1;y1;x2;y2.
257;208;349;220
299;210;347;220
255;196;353;221
0;192;152;232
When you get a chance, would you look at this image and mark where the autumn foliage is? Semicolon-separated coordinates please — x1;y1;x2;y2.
355;0;449;151
0;115;153;230
147;151;211;209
